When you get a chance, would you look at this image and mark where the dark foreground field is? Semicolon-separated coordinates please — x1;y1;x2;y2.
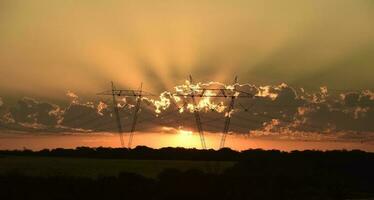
0;156;234;178
0;147;373;200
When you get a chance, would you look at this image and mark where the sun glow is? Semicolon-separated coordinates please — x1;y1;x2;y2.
178;128;193;137
171;127;200;148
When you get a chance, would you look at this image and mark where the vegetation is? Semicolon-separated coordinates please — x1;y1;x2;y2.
0;156;233;178
0;147;373;199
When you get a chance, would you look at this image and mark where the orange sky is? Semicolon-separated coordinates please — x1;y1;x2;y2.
1;131;373;152
1;0;374;99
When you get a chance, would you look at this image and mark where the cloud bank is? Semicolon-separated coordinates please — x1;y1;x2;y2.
0;82;373;142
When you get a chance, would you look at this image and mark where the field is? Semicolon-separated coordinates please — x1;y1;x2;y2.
0;149;373;199
0;156;235;178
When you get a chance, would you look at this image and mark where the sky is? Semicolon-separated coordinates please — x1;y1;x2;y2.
1;0;374;100
0;0;374;149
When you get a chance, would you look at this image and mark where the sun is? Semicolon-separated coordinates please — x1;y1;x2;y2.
178;128;193;137
172;127;200;148
160;126;200;148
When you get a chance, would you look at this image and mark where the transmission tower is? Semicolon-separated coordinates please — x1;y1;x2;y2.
98;82;153;148
101;77;254;150
219;76;238;149
128;83;142;148
111;81;124;147
171;75;254;149
188;75;206;149
172;76;254;149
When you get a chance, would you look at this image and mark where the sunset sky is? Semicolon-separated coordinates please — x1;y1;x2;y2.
1;0;374;99
1;0;374;150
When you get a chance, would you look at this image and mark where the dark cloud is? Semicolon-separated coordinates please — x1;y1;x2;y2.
9;97;60;126
0;84;373;142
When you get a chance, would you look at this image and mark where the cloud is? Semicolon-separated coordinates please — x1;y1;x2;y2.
134;82;373;139
9;97;60;126
0;100;16;127
97;101;108;116
0;97;67;132
291;90;374;133
0;83;373;142
66;91;79;104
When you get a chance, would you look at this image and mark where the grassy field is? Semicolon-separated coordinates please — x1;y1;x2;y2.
0;156;235;178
